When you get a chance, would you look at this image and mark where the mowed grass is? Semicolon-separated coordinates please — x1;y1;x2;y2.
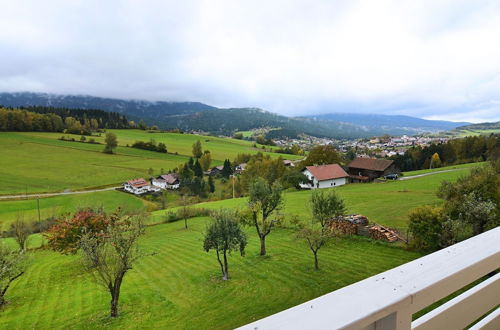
0;217;421;329
0;190;149;229
0;131;298;194
153;165;474;230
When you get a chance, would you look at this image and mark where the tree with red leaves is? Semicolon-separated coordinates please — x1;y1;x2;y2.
44;208;110;254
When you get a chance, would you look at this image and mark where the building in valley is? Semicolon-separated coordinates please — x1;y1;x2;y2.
300;164;349;189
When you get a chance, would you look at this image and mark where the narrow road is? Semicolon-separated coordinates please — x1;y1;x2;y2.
0;186;120;201
399;169;461;181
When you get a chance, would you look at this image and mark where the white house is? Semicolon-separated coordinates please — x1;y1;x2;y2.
151;173;180;190
123;178;160;195
300;164;349;189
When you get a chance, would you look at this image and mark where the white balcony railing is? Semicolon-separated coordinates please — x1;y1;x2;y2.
239;227;500;330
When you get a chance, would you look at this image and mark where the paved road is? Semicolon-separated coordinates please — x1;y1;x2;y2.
399;169;461;181
0;186;120;200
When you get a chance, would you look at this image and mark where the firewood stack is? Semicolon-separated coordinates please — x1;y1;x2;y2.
369;225;398;242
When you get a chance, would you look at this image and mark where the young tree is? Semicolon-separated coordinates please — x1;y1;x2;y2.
203;210;247;280
147;167;154;176
138;119;147;130
0;243;28;306
241;178;283;256
192;140;203;158
103;132;118;154
311;190;346;229
430;152;442;168
408;205;446;251
297;225;330;270
199;151;212;171
45;209;109;254
79;213;145;318
457;192;496;236
11;218;32;251
179;195;191;229
301;145;343;167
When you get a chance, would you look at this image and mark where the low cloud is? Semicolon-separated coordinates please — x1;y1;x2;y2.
1;0;500;122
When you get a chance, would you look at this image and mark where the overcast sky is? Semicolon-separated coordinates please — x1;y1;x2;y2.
1;0;500;122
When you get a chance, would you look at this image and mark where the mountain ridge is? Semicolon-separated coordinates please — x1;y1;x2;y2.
0;92;469;138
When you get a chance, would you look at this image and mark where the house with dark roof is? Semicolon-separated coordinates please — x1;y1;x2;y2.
209;165;224;176
347;158;400;182
152;173;180;190
300;164;349;189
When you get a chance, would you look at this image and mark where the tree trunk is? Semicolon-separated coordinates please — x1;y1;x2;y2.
109;276;123;318
0;293;5;306
223;250;229;280
259;235;266;256
216;250;225;279
184;217;188;229
314;251;319;270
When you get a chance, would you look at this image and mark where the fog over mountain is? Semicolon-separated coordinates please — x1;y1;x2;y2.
1;1;500;122
0;92;470;138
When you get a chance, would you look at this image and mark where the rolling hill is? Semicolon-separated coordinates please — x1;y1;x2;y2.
0;92;470;138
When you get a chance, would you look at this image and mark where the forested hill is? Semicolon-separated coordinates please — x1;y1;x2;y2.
0;92;216;121
0;92;471;138
455;121;500;130
0;92;379;138
305;113;470;135
157;108;371;138
0;106;131;133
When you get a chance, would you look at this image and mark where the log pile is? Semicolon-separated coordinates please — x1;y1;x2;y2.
329;220;357;236
369;225;398;242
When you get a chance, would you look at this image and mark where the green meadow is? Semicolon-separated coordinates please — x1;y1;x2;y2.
153;165;474;230
0;134;482;328
0;190;149;229
0;216;421;329
0;130;299;194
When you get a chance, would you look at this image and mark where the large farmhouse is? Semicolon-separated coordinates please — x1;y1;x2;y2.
152;173;180;190
347;158;400;182
300;164;349;189
123;178;160;195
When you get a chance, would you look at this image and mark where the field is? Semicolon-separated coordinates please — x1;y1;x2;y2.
0;216;421;329
451;128;500;137
0;129;484;328
0;130;299;194
152;164;475;230
0;190;149;229
0;163;477;231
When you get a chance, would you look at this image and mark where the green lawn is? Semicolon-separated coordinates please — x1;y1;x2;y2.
0;131;298;194
0;217;421;329
0;190;149;229
152;166;472;230
401;162;482;176
453;129;500;137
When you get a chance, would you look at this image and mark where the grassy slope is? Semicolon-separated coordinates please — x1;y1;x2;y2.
0;131;298;194
0;190;149;229
152;165;475;230
0;217;421;329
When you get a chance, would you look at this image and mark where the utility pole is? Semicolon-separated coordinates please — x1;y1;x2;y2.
37;197;41;226
231;175;235;199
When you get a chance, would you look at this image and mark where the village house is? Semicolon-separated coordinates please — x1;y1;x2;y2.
234;163;247;174
283;159;295;167
300;164;349;189
209;165;224;176
123;178;160;195
151;173;180;190
347;157;400;182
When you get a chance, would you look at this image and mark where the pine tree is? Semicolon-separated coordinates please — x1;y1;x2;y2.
208;176;215;193
221;159;233;179
193;159;203;178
